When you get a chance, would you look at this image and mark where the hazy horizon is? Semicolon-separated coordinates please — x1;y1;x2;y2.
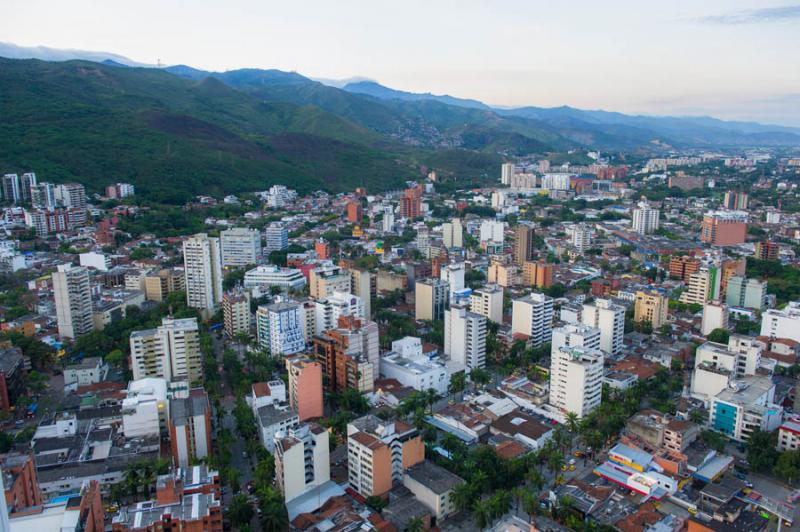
2;0;799;126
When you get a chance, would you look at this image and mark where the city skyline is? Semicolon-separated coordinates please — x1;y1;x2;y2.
1;0;799;125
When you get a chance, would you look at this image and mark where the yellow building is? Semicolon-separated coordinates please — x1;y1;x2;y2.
634;290;668;329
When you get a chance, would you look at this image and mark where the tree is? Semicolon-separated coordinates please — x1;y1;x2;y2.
469;368;490;389
424;388;441;415
473;499;491;529
774;450;800;486
105;349;125;367
448;372;466;400
707;328;730;344
747;429;779;472
366;495;387;513
565;412;580;435
228;493;254;528
405;516;424;532
450;482;474;513
257;487;289;532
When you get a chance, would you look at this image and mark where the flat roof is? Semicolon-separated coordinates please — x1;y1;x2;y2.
405;460;464;494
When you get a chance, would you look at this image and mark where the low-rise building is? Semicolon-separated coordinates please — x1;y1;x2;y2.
403;460;465;521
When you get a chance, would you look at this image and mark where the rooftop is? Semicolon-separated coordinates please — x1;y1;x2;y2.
405;460;464;494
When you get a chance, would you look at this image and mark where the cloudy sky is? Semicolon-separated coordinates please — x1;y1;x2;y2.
2;0;799;125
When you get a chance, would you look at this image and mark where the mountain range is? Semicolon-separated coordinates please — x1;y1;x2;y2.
1;43;799;201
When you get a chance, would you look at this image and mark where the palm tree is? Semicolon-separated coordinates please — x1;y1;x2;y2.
547;451;565;476
565;412;580;435
424;388;440;415
526;468;544;492
228;493;254;528
473;499;491;529
450;482;473;514
405;516;424;532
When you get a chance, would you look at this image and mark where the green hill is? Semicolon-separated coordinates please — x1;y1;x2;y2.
0;59;503;202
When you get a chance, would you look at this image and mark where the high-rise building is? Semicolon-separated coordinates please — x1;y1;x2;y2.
346;200;363;223
513;224;535;266
571;224;593;253
700;211;747;246
222;290;251;338
469;284;503;324
313;316;379;393
440;262;465;300
285;356;323;421
399;186;422;219
347;415;424;497
487;259;519;287
183;234;223;317
723;191;749;210
143;268;185;302
551;323;601;354
264;222;288;253
315;239;330;260
20;172;36;202
0;452;43;513
309;263;352;299
760;301;800;342
521;261;553;288
348;267;373;319
754;240;780;261
581;298;625;356
669;255;700;282
415;278;449;321
256;301;306;356
702;301;729;336
634;290;669;329
313;291;365;335
631;198;660;235
54;183;87;209
220;227;261;267
511;293;554;347
679;267;721;306
130;317;203;383
442;218;464;249
501;162;516;185
52;264;94;339
2;174;20;203
549;346;604;418
30;182;55;210
274;423;330;503
169;389;212;468
725;276;767;310
444;305;487;370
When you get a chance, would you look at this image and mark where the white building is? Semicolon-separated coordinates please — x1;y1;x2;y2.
501;162;515;185
265;222;288;253
760;302;800;342
570;224;593;253
183;233;223;318
380;337;449;394
220;227;262;267
581;298;625;356
691;336;763;401
551;323;601;354
274;423;331;504
541;173;572;191
121;378;189;438
479;220;505;246
444;305;487;371
442;218;464;249
631;199;660;235
63;357;107;391
726;276;767;310
52;263;94;339
313;291;364;335
79;251;110;271
549;346;604;418
511;293;554;347
702;301;729;336
440;262;465;300
469;284;503;324
709;375;781;442
243;264;307;291
130;317;203;383
256;301;306;356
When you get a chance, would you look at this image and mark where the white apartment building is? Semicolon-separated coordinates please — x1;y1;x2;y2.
256;301;306;356
760;301;800;342
570;224;593;253
479;220;505;245
581;298;625;356
380;337;449;394
551;323;601;354
265;222;288;253
220;227;262;267
691;335;763;401
549;346;604;418
541;173;572;191
52;263;94;339
442;218;464;249
440;262;465;300
777;418;800;452
444;305;487;370
469;284;503;324
702;301;729;336
183;233;223;317
121;378;189;438
511;293;554;347
314;291;364;335
680;267;719;306
726;276;767;310
274;423;331;503
501;162;515;185
243;264;307;291
631;199;660;235
129;317;203;383
709;375;781;442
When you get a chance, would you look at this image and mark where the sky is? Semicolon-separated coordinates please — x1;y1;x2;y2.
2;0;799;126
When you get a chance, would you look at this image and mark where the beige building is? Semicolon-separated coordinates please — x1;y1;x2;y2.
53;263;94;339
183;233;223;318
130;317;203;384
222;290;251;338
309;263;351;299
403;461;465;520
487;260;519;287
415;278;449;321
144;268;185;302
274;423;330;503
634;290;669;329
376;270;407;293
